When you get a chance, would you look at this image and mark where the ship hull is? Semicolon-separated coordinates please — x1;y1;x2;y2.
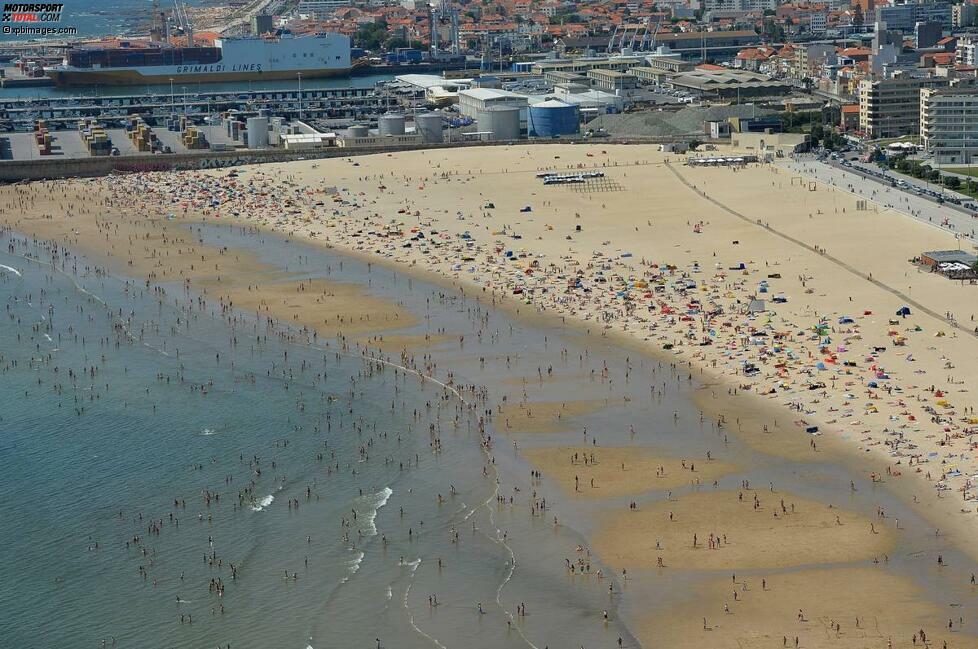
47;67;352;86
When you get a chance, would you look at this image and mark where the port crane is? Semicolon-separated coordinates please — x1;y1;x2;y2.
172;0;194;46
607;16;661;53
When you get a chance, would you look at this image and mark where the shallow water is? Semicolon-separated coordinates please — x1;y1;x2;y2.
2;221;977;648
0;224;637;649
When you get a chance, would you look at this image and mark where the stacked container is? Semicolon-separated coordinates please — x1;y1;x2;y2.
85;128;111;156
126;116;156;153
182;126;208;150
34;120;52;155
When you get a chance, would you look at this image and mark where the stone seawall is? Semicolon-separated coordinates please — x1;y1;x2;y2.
0;137;718;182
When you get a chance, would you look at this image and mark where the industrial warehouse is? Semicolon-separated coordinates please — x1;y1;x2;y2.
2;40;821;168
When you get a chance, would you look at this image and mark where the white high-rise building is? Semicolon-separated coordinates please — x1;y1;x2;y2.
921;80;978;164
859;74;948;138
810;12;827;35
957;35;978;67
703;0;776;12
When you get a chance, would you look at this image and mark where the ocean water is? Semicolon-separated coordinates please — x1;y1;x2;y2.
3;220;978;648
0;0;215;42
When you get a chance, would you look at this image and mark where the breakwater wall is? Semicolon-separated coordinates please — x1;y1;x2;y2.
0;137;722;182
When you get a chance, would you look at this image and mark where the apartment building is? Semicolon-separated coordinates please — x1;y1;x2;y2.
957;35;978;66
953;2;977;28
297;0;359;18
921;80;978;164
795;43;837;80
875;2;952;32
702;0;776;12
858;74;949;138
809;11;828;35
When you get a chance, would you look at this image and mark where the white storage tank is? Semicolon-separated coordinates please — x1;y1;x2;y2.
378;113;406;136
348;124;369;137
414;112;443;143
246;117;270;149
477;106;521;141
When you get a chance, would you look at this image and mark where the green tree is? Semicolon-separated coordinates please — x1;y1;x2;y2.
761;18;785;41
810;124;824;146
944;175;961;190
355;20;389;50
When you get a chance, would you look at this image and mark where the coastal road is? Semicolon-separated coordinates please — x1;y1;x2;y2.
780;155;978;246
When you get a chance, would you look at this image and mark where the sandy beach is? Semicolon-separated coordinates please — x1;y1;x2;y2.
5;142;978;648
108;146;977;544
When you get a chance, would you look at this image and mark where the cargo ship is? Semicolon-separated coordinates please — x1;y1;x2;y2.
44;32;352;86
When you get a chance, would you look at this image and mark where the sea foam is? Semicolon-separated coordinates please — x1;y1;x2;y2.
356;486;393;536
251;494;274;512
340;550;365;584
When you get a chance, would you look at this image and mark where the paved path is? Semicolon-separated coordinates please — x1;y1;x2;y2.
780;156;978;244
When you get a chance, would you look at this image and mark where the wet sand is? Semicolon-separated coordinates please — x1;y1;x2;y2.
522;446;736;499
0;184;411;339
498;399;608;434
207;277;415;336
594;490;895;571
642;567;977;649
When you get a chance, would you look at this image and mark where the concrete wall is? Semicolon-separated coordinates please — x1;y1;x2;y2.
732;131;809;154
0;146;425;182
0;138;728;182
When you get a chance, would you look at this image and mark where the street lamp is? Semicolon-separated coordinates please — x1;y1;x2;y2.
297;72;303;121
169;77;174;112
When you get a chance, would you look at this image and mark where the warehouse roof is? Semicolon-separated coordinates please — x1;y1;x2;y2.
670;69;791;92
458;88;526;101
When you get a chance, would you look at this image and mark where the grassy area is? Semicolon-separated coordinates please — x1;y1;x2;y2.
953;185;978;200
884;165;978;201
943;167;978;179
871;135;921;147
